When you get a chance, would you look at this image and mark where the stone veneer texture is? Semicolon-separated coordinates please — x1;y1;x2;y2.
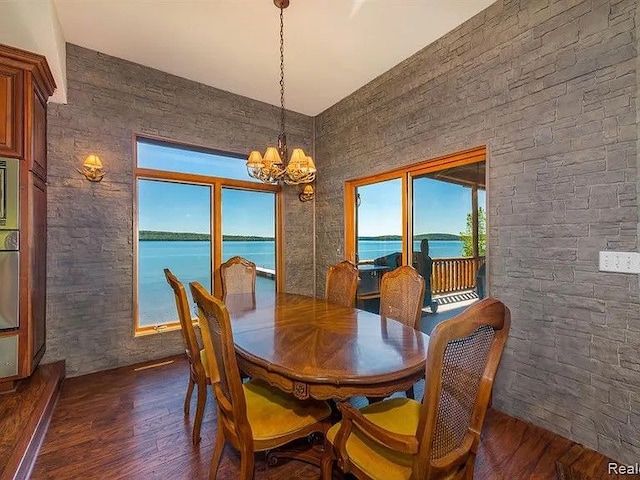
45;44;315;376
314;0;639;465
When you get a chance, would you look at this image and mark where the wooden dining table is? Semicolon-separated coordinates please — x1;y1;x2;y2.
224;291;429;401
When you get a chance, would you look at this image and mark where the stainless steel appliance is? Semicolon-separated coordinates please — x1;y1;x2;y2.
0;158;20;377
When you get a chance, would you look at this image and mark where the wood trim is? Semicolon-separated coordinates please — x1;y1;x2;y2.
0;44;55;97
213;183;223;298
135;168;279;192
344;146;486;267
344;183;356;263
276;191;284;292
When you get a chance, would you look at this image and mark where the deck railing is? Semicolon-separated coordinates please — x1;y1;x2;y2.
431;256;485;295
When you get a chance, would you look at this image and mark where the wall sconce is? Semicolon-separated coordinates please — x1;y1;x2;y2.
299;184;314;202
78;154;105;182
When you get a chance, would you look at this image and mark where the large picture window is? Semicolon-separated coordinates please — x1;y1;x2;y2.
134;137;280;335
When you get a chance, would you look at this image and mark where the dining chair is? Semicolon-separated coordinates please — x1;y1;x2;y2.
189;281;332;480
164;268;209;445
379;265;426;329
220;256;257;297
378;265;425;399
325;260;359;307
322;297;511;480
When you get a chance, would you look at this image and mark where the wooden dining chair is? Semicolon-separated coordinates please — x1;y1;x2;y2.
379;265;426;330
189;281;332;480
164;268;209;445
325;260;359;307
220;256;257;297
378;265;425;399
322;297;511;480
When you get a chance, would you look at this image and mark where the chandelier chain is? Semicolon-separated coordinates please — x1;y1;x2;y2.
279;5;285;136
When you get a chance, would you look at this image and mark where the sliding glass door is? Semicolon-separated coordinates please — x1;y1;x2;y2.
345;147;486;315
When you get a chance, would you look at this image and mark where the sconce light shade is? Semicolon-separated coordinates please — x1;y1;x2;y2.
298;184;314;202
79;154;105;182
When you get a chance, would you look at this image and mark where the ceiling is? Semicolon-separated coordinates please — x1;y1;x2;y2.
1;1;495;115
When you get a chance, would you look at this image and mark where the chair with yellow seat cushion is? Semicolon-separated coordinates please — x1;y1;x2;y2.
323;297;511;480
190;281;332;480
164;268;210;445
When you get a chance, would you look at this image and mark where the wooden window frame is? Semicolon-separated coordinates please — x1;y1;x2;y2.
344;146;486;267
133;134;282;336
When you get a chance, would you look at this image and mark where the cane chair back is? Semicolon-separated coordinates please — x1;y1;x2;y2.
220;256;256;297
325;298;511;480
379;265;425;329
326;260;359;307
164;268;209;445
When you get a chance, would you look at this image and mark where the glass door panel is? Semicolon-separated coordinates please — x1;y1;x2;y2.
411;161;486;309
221;188;276;292
137;179;212;328
355;178;403;265
354;178;402;306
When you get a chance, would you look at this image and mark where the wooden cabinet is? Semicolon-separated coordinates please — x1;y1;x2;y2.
0;64;24;158
0;44;55;391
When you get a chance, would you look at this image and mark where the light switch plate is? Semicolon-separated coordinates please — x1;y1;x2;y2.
599;251;640;273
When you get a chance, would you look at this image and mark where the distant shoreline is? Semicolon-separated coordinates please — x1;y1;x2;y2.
139;231;461;242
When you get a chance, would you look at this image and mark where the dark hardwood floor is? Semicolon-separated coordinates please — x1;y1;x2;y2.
30;356;622;479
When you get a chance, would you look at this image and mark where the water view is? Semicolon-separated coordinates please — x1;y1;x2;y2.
138;239;464;327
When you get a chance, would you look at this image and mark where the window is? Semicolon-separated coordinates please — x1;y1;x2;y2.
346;147;486;308
134;137;280;335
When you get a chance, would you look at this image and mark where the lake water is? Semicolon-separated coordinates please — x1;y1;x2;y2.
138;239;463;326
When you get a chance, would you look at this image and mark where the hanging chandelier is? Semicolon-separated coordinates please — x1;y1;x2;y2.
246;0;316;201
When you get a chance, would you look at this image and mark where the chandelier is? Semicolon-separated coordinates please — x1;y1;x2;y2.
246;0;316;201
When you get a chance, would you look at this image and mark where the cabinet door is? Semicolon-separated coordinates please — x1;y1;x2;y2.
31;89;47;179
30;173;46;369
0;65;23;158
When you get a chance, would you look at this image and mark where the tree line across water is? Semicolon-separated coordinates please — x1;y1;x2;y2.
139;231;461;242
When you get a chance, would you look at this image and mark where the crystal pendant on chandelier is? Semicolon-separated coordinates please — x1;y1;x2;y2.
246;0;316;191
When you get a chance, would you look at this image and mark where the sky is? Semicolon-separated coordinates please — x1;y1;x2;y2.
137;140;485;237
358;177;486;236
137;141;275;237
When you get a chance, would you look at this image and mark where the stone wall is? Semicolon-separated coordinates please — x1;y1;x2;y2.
45;44;314;376
314;0;639;464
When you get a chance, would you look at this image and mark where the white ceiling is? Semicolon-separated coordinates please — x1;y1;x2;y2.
3;1;495;115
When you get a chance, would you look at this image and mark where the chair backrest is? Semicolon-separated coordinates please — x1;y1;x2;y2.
164;269;205;376
189;282;251;443
325;260;359;307
220;256;256;296
413;297;511;479
379;265;425;329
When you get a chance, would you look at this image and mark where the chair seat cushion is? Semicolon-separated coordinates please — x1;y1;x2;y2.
327;397;421;480
243;380;331;442
199;348;209;378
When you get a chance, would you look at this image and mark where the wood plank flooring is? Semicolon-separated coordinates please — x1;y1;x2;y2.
30;355;623;479
0;361;65;480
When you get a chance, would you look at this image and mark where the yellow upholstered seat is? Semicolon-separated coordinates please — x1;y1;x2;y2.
190;281;331;480
244;380;331;442
327;398;419;480
322;298;511;480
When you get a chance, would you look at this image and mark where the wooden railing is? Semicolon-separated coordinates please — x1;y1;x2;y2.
431;257;485;295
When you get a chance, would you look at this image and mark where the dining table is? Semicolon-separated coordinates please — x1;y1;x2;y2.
224;291;429;401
